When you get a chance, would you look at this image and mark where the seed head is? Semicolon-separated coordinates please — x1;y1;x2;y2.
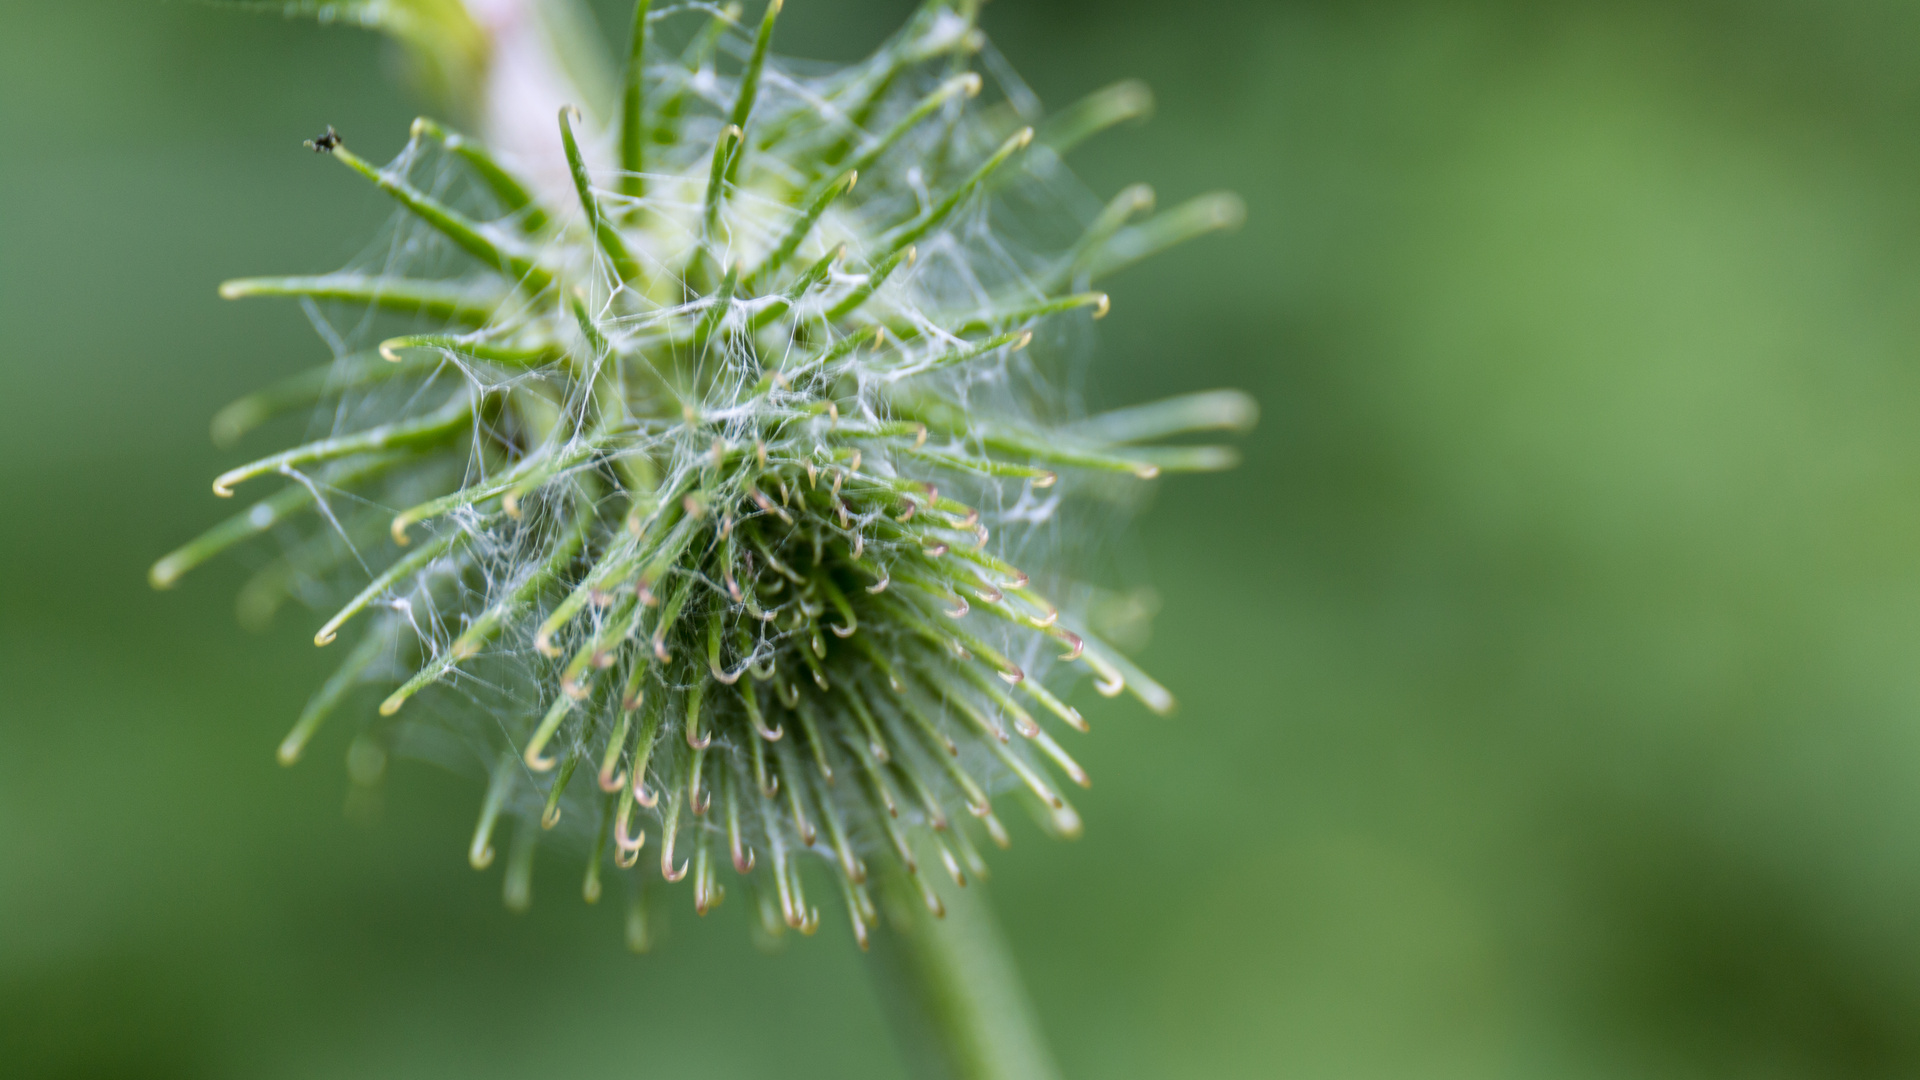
154;0;1252;948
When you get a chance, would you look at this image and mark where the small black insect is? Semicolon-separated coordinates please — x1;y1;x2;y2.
304;126;341;153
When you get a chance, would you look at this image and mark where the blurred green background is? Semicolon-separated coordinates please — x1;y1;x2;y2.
9;0;1920;1076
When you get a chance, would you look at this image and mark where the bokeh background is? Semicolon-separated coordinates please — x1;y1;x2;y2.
9;0;1920;1076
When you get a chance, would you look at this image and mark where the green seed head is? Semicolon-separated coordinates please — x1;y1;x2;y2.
156;0;1251;948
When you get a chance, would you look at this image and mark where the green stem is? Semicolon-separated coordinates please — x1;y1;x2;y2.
867;857;1062;1080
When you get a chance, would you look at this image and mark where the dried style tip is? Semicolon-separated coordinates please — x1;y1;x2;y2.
155;0;1248;949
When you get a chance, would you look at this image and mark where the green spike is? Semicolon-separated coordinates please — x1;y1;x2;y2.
378;643;460;717
584;793;614;903
680;1;739;65
700;124;744;245
1028;726;1090;789
276;619;397;766
211;351;433;449
836;668;894;761
812;570;858;636
887;329;1032;377
151;453;405;589
896;661;999;753
979;725;1064;814
693;816;722;914
424;496;593;670
913;706;996;814
648;2;739;147
625;884;654;953
792;695;836;782
1067;389;1259;444
618;0;653;201
855;751;916;869
970;429;1164;479
887;737;950;831
1034;79;1153;156
312;527;463;647
684;679;709;749
641;570;694;665
1085;191;1246;281
755;324;884;397
1054;612;1175;715
389;440;597;545
823;243;915;322
748;171;856;288
809;767;865;882
880;591;1079;731
750;707;778;795
693;258;741;351
599;708;636;792
558;595;638;703
621;653;650;714
637;508;705;595
503;818;538;912
378;334;561;370
943;656;1040;739
660;776;688;881
324;142;553;294
532;534;645;657
944;291;1109;338
774;738;816;844
219;274;506;325
542;751;582;827
234;558;303;631
837;871;875;950
842;72;981;181
1120;445;1242;472
878;126;1033;253
409;117;549;233
524;694;577;771
747;244;840;331
559;105;642;285
758;780;807;929
795;2;981;161
211;388;473;498
470;752;517;870
1042;183;1155;291
629;690;666;805
795;629;832;690
723;0;783;183
899;444;1056;486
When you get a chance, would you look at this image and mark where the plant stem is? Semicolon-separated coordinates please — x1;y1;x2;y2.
867;857;1062;1080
